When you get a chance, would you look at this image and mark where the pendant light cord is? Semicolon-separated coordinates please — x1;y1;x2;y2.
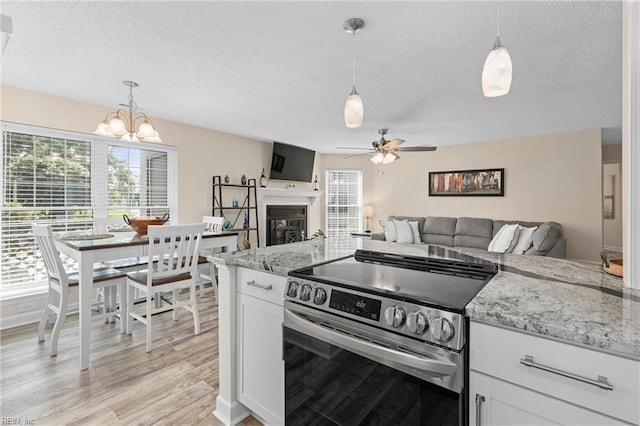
352;31;357;88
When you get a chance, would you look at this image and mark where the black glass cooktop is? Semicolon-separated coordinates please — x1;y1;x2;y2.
290;250;497;312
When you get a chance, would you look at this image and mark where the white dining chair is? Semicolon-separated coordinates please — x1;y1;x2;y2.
32;224;128;356
125;223;205;352
196;215;225;302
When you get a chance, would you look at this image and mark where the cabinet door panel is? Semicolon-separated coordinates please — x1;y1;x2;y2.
237;293;284;425
470;371;628;426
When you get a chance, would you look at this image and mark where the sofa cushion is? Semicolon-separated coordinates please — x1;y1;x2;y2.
526;222;563;255
454;217;493;249
423;216;457;246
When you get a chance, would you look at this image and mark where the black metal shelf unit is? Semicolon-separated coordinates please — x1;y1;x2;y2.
212;176;260;247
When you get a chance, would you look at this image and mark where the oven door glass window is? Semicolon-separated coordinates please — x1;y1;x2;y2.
284;327;461;426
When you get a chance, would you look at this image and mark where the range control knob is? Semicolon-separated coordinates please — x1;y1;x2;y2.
406;312;429;334
300;284;312;301
286;281;299;298
430;317;455;343
384;306;406;328
313;288;327;305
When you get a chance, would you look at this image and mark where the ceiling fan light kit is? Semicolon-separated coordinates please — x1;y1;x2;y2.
482;9;512;97
343;17;365;128
94;80;162;143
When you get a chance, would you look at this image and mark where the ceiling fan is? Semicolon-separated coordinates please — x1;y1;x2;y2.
337;128;437;164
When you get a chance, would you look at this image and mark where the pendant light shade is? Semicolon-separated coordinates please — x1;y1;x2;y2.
344;87;364;128
482;35;512;97
344;18;364;128
482;8;512;98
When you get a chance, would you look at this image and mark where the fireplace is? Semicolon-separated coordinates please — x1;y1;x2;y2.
266;205;307;246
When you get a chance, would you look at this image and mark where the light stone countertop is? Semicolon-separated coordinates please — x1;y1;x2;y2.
209;238;640;360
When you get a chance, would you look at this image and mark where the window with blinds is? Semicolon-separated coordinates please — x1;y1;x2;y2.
1;124;175;297
325;169;363;238
2;131;93;292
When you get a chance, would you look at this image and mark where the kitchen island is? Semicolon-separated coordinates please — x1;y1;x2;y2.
209;238;640;425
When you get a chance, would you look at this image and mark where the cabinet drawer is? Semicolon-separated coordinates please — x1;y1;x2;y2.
470;322;639;425
238;267;287;306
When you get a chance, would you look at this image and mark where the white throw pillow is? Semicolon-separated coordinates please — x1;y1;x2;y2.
488;224;520;253
393;219;414;243
379;220;398;242
408;221;421;244
511;225;538;254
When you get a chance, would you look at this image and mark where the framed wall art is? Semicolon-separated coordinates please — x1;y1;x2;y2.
429;168;504;196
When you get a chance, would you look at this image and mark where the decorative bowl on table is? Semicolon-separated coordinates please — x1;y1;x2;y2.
600;252;623;277
123;213;169;235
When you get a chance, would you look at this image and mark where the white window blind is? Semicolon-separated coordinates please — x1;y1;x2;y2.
1;130;93;293
1;123;176;297
325;169;363;238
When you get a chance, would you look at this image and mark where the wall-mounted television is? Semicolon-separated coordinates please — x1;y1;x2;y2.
269;142;316;183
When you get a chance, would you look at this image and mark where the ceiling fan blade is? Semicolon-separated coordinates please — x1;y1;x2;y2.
395;146;437;152
336;147;373;150
344;151;374;159
383;138;405;150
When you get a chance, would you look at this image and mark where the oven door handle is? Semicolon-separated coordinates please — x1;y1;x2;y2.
284;308;458;377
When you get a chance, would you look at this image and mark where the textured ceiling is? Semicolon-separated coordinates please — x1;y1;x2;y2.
0;1;622;152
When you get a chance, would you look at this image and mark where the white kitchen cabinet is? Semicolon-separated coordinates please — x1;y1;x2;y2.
236;268;286;426
470;321;639;426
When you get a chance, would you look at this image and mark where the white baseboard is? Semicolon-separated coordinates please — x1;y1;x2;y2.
603;245;623;253
0;310;43;330
0;301;80;331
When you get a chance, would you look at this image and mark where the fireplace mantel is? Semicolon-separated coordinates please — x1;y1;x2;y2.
257;188;323;206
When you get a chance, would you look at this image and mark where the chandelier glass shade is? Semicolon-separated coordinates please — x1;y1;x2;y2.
94;81;162;142
370;151;398;165
344;18;364;128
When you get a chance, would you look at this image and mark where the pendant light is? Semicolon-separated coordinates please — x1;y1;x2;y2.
482;9;512;97
344;18;364;128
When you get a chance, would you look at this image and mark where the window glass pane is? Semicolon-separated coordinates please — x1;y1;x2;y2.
107;146;169;218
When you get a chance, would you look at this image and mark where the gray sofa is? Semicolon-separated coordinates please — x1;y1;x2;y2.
372;215;566;258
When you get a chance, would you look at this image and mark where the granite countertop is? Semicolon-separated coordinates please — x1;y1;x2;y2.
210;238;640;361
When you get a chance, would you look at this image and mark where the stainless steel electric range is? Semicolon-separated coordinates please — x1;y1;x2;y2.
283;249;497;426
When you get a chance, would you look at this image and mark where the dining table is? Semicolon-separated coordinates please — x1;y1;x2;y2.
54;229;239;370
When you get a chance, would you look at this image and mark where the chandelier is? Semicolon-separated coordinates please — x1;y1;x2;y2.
94;80;162;142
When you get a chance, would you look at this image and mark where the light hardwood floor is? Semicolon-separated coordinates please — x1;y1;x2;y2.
0;295;261;425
